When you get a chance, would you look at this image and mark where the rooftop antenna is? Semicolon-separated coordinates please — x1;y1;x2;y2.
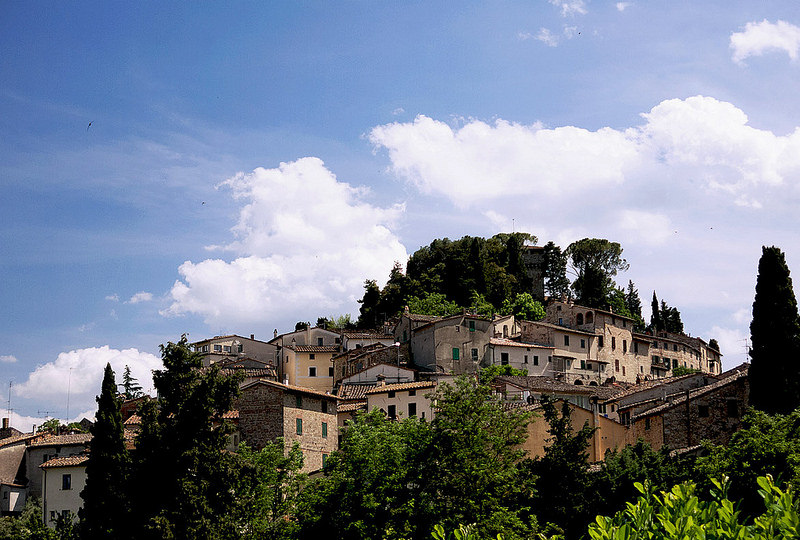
6;381;11;419
512;218;515;233
66;367;73;423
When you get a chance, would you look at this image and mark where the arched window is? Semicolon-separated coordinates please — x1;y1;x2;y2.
503;325;508;338
589;381;598;386
574;379;584;385
586;312;594;324
576;313;584;325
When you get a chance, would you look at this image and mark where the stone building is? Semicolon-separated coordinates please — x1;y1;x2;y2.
410;314;495;374
236;379;338;472
332;343;409;386
191;334;278;367
520;245;545;301
365;381;437;421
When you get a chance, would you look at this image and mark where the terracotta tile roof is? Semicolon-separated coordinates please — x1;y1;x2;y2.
336;383;377;400
192;334;272;346
40;455;89;469
0;444;26;484
337;401;367;413
332;342;387;361
0;432;38;448
342;332;394;340
603;372;708;403
404;313;442;322
365;381;436;395
489;338;555;349
222;410;239;419
240;379;339;400
123;415;141;425
220;367;277;379
636;366;748;418
292;345;339;353
28;433;92;448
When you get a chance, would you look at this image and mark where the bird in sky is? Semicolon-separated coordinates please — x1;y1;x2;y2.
87;121;93;131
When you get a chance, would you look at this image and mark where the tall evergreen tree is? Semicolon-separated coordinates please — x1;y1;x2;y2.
650;292;661;332
121;365;143;400
565;238;629;309
542;241;571;299
80;363;130;539
749;246;800;414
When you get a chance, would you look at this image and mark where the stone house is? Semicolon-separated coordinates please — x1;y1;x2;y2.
393;311;443;344
332;343;410;386
365;381;437;421
340;331;396;352
486;338;556;376
236;379;338;472
492;375;623;412
25;433;91;499
410;314;494;374
40;455;87;527
338;362;415;387
519;320;604;384
279;345;338;392
191;334;278;367
628;365;749;450
602;372;717;423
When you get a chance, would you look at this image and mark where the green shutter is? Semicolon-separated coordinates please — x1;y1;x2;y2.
322;422;328;438
296;418;303;435
452;348;460;360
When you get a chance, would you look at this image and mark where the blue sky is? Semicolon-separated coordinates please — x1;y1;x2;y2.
2;1;799;427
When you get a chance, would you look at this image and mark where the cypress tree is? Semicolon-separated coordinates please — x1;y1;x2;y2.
80;363;130;539
749;246;800;414
650;292;661;332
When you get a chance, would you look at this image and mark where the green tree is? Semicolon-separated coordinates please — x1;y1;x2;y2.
357;279;382;328
501;292;545;321
37;418;61;434
672;366;700;376
526;396;596;539
650;291;661;332
131;336;242;539
660;300;684;334
566;239;629;309
121;365;143;400
231;440;306;540
708;338;720;351
479;365;528;383
749;246;800;414
407;292;462;317
470;292;496;317
624;281;646;331
542;241;571;300
79;363;131;539
297;410;432;540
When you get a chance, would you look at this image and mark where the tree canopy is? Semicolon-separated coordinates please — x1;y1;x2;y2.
749;246;800;414
566;238;629;309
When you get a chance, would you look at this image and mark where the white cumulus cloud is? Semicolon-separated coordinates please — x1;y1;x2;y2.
13;346;161;419
549;0;587;17
730;19;800;64
1;355;18;363
127;291;153;304
162;157;408;327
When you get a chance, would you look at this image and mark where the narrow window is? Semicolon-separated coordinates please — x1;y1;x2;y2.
321;400;328;414
623;340;627;353
580;339;586;349
309;367;317;377
576;313;584;325
622;366;626;376
524;355;528;364
237;344;243;352
615;359;620;372
408;403;417;417
322;454;328;468
599;336;604;348
62;474;72;490
611;337;616;350
564;335;570;346
322;422;328;438
533;355;539;366
501;352;509;365
296;418;303;435
470;320;476;332
452;348;460;360
634;342;638;354
581;360;586;370
296;395;303;408
317;337;324;346
471;348;479;361
388;391;396;398
388;405;396;419
644;417;651;430
328;366;334;377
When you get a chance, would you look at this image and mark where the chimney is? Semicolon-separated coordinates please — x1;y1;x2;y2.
274;329;278;338
250;334;255;340
376;374;386;387
2;417;8;430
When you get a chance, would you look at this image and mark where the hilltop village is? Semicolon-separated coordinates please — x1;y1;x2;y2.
0;238;748;533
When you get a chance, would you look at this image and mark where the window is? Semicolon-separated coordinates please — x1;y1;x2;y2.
342;366;346;376
548;356;552;363
524;355;528;364
503;324;508;337
328;366;334;377
611;337;616;350
223;345;231;353
62;474;72;491
576;313;584;325
645;417;651;430
634;342;639;354
317;337;324;346
237;344;243;353
322;422;328;438
623;340;627;353
673;358;678;368
501;352;509;365
580;360;586;370
322;400;328;413
296;418;303;435
471;348;479;362
403;330;407;341
586;312;593;323
623;320;627;328
599;336;604;348
309;353;316;359
622;366;626;376
322;454;329;468
469;320;475;332
452;348;460;360
533;355;539;366
580;339;586;349
335;337;341;344
408;389;416;396
564;335;570;346
615;359;619;372
652;355;659;363
674;344;678;351
388;391;396;398
202;345;209;352
408;403;417;417
587;363;592;370
214;344;222;352
640;366;644;373
558;317;563;325
50;511;56;522
698;405;709;417
309;367;317;377
388;405;396;419
296;395;303;408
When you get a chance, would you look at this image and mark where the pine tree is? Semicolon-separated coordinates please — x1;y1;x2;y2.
79;363;130;539
749;246;800;414
650;292;661;332
122;365;143;400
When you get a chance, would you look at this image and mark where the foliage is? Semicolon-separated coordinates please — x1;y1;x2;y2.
695;408;800;517
479;365;528;383
0;497;59;540
525;396;596;539
749;245;800;414
470;292;496;317
357;279;383;328
672;366;700;376
79;363;131;539
295;321;310;331
624;281;646;331
541;241;570;299
501;292;545;321
121;365;143;400
565;239;629;309
131;336;243;539
230;440;306;539
648;292;684;333
324;314;356;330
708;338;720;351
407;292;462;317
588;475;799;539
36;418;61;434
296;409;432;540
